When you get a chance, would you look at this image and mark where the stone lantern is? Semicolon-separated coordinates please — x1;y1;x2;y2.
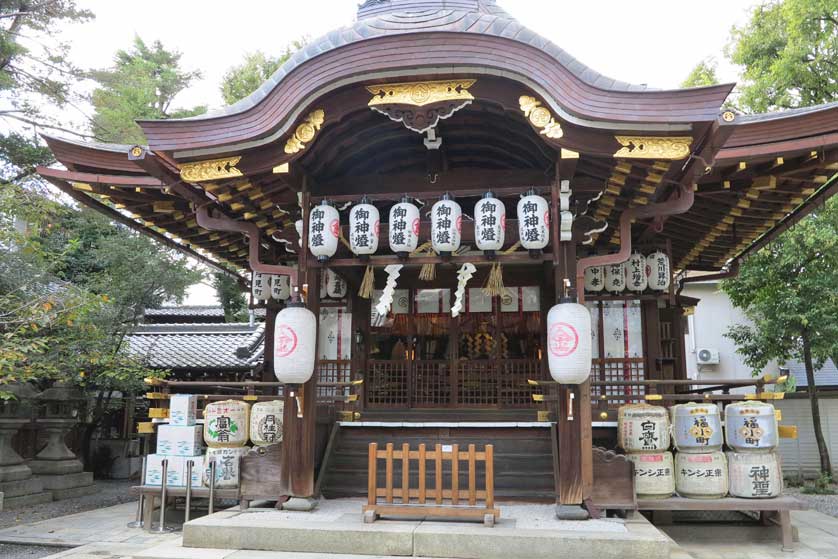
0;383;51;508
29;382;94;499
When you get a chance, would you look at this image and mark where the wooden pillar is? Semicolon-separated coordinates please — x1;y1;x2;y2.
280;181;319;499
552;172;593;511
263;303;278;383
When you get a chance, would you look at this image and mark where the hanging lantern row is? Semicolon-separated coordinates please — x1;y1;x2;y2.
308;191;551;261
583;250;671;294
251;272;292;302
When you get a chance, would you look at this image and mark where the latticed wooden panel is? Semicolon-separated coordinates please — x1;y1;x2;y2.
457;360;497;406
412;360;451;407
367;361;409;407
591;358;646;405
499;359;544;407
317;360;352;399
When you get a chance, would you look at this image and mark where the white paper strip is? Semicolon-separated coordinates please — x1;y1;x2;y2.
451;263;476;317
374;264;404;317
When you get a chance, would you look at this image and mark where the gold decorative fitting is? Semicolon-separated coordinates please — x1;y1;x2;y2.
519;95;563;139
614;136;692;159
181;156;243;182
273;162;289;174
367;79;476;107
284;109;325;154
721;110;736;122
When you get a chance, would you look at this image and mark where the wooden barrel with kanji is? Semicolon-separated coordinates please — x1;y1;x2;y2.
674;451;728;499
727;451;783;498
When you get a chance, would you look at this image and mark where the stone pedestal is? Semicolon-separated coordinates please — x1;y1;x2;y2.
30;418;94;500
0;417;52;508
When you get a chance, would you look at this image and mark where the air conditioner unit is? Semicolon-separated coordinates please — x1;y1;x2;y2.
696;348;720;365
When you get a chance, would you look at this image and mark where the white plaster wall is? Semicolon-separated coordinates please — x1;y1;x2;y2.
681;281;777;387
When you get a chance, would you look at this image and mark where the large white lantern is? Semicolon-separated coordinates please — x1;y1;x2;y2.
517;190;549;253
431;193;462;255
389;196;420;256
605;262;626;293
474;192;505;255
546;299;592;384
273;302;317;385
270;274;291;301
583;265;605;293
308;201;340;262
646;251;671;291
626;253;648;292
320;268;347;299
349;197;380;257
251;272;269;301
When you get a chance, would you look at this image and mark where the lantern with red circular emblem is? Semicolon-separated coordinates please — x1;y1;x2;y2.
546;298;592;384
273;301;316;385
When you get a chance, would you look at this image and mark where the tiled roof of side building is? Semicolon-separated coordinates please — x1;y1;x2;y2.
127;323;264;371
785;358;838;388
143;306;226;318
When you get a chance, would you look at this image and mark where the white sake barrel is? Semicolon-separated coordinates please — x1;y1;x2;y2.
627;452;675;498
671;403;723;453
675;451;728;498
724;401;778;452
727;451;783;498
618;404;670;453
203;400;250;448
250;400;284;446
203;447;249;488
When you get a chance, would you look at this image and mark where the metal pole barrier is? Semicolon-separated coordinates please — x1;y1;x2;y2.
208;460;216;515
184;460;193;523
154;459;174;533
127;455;147;528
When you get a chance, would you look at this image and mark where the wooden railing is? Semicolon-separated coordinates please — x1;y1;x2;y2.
364;442;499;526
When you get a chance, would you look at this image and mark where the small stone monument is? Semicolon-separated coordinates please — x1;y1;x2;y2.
29;383;95;499
0;383;52;507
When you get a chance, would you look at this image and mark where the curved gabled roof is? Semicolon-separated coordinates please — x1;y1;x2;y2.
137;0;734;153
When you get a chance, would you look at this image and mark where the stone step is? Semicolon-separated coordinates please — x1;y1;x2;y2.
51;484;97;501
2;491;53;509
38;471;94;491
28;458;83;475
0;477;45;497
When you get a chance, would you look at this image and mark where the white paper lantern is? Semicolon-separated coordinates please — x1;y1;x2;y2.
273;303;317;385
626;253;648;292
583;265;605;293
546;301;592;384
270;274;291;301
605;262;626;293
474;192;505;254
431;194;462;254
349;198;380;257
517;191;549;252
251;272;269;301
389;197;420;255
646;251;670;291
308;201;340;262
320;268;347;299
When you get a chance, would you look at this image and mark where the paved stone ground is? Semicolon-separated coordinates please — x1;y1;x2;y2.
0;480;135;530
0;543;72;559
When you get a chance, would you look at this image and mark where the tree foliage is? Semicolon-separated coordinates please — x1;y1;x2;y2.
0;1;92;181
212;272;248;322
681;58;721;88
90;36;206;144
728;0;838;112
220;41;306;105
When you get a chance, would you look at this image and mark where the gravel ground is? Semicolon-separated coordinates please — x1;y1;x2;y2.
786;486;838;518
0;479;136;530
0;544;72;559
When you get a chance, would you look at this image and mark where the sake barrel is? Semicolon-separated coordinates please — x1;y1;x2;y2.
727;451;783;498
675;451;728;498
618;404;671;453
250;400;284;446
724;401;778;452
203;447;249;488
627;452;675;498
671;402;723;453
203;400;250;448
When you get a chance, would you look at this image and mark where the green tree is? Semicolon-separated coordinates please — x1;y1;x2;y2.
681;57;721;88
212;272;248;322
90;36;206;144
727;0;838;113
220;41;306;105
722;196;838;477
0;1;93;182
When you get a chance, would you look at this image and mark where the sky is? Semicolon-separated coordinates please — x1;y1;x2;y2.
55;0;760;305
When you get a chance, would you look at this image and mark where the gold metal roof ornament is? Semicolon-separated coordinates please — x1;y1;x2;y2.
180;156;243;182
366;79;476;107
519;95;563;139
614;136;692;160
285;109;326;154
